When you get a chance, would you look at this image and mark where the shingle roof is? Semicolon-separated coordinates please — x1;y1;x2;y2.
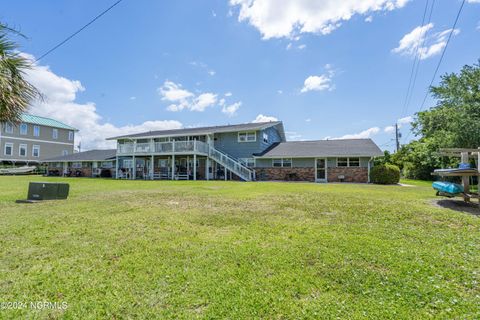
107;121;285;140
20;114;77;131
42;149;116;162
255;139;383;158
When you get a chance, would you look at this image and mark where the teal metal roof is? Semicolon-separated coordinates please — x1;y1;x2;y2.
20;114;77;131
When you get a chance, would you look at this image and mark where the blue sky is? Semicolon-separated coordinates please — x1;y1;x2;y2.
2;0;479;149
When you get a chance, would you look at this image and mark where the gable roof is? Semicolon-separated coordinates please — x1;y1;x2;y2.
42;149;116;162
20;114;77;131
255;139;383;158
107;121;285;141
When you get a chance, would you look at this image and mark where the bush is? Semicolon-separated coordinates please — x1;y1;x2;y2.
370;164;400;184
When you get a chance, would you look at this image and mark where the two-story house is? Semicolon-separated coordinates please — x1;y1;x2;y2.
99;120;382;183
107;121;286;181
0;114;77;165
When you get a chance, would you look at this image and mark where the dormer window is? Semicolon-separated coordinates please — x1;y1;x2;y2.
263;132;269;143
238;131;256;142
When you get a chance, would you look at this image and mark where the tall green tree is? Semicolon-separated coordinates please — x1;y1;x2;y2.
0;24;39;123
396;61;480;180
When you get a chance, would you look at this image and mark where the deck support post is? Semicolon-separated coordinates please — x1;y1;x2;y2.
225;165;227;181
206;158;210;181
115;155;119;179
150;154;154;180
461;152;470;202
193;154;197;180
132;155;136;180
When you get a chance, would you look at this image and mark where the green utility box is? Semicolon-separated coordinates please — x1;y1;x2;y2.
27;182;70;200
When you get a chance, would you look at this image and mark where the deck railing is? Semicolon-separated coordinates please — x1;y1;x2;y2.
117;140;255;181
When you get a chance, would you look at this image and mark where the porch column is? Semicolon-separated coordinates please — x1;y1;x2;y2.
206;158;210;181
150;154;154;180
193;154;197;180
171;155;175;181
132;155;136;180
115;155;119;179
225;166;227;181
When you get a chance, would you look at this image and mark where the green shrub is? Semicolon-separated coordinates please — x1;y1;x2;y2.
370;164;400;184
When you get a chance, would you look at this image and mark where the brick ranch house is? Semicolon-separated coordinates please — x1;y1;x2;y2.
43;120;382;183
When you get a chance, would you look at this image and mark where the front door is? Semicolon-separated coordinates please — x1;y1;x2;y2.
315;158;327;182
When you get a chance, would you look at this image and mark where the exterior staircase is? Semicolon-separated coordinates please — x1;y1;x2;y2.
208;146;255;181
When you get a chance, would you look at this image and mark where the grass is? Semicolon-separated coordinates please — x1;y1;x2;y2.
0;176;479;319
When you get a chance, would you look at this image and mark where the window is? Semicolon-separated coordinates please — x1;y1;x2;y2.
272;159;282;167
240;158;255;167
282;158;292;167
337;158;348;167
4;143;13;156
20;123;28;135
68;131;74;141
263;132;269;143
71;162;82;168
5;123;13;134
349;157;360;167
62;150;69;156
32;145;40;157
337;157;360;167
19;144;27;157
238;131;256;142
52;128;58;139
33;125;40;137
101;161;113;168
123;159;134;168
272;158;292;167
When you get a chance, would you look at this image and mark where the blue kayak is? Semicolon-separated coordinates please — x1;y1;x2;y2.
432;181;464;196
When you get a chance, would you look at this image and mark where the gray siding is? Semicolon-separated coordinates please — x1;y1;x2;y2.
214;126;282;160
0;123;74;161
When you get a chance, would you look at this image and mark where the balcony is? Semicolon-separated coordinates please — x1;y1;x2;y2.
117;141;210;155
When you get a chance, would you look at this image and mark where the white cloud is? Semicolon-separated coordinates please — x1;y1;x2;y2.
159;81;218;112
301;75;332;93
190;61;216;76
252;114;278;123
305;118;311;122
398;115;413;125
277;90;283;94
384;125;395;134
222;102;242;117
392;23;460;60
286;43;293;50
297;44;306;50
192;93;218;112
230;0;409;39
225;92;233;97
365;15;373;22
129;96;136;100
331;127;380;139
21;53;182;149
467;0;480;3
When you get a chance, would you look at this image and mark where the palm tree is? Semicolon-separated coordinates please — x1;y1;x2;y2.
0;23;39;123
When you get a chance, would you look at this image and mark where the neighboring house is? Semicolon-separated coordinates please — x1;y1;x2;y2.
104;121;383;183
108;121;286;181
254;139;383;183
0;114;77;165
43;149;116;177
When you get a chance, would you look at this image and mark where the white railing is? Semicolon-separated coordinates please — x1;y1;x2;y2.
117;140;210;155
208;147;255;181
116;140;255;181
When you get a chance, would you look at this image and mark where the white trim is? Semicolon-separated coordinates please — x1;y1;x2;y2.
4;142;13;156
5;123;13;134
32;145;40;158
20;123;28;135
0;135;74;145
272;158;292;168
0;158;40;163
336;157;360;168
237;131;257;143
315;158;328;183
254;155;380;159
33;125;40;137
19;144;27;157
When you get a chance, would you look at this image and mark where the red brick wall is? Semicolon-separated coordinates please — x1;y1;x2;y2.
327;167;368;183
254;167;315;182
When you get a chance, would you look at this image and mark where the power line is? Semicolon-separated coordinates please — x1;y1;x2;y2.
35;0;124;62
403;0;466;143
402;0;436;117
400;0;430;118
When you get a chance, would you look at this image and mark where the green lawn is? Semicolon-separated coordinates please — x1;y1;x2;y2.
0;176;479;319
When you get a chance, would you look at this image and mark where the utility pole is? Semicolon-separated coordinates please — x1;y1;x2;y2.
395;123;401;152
